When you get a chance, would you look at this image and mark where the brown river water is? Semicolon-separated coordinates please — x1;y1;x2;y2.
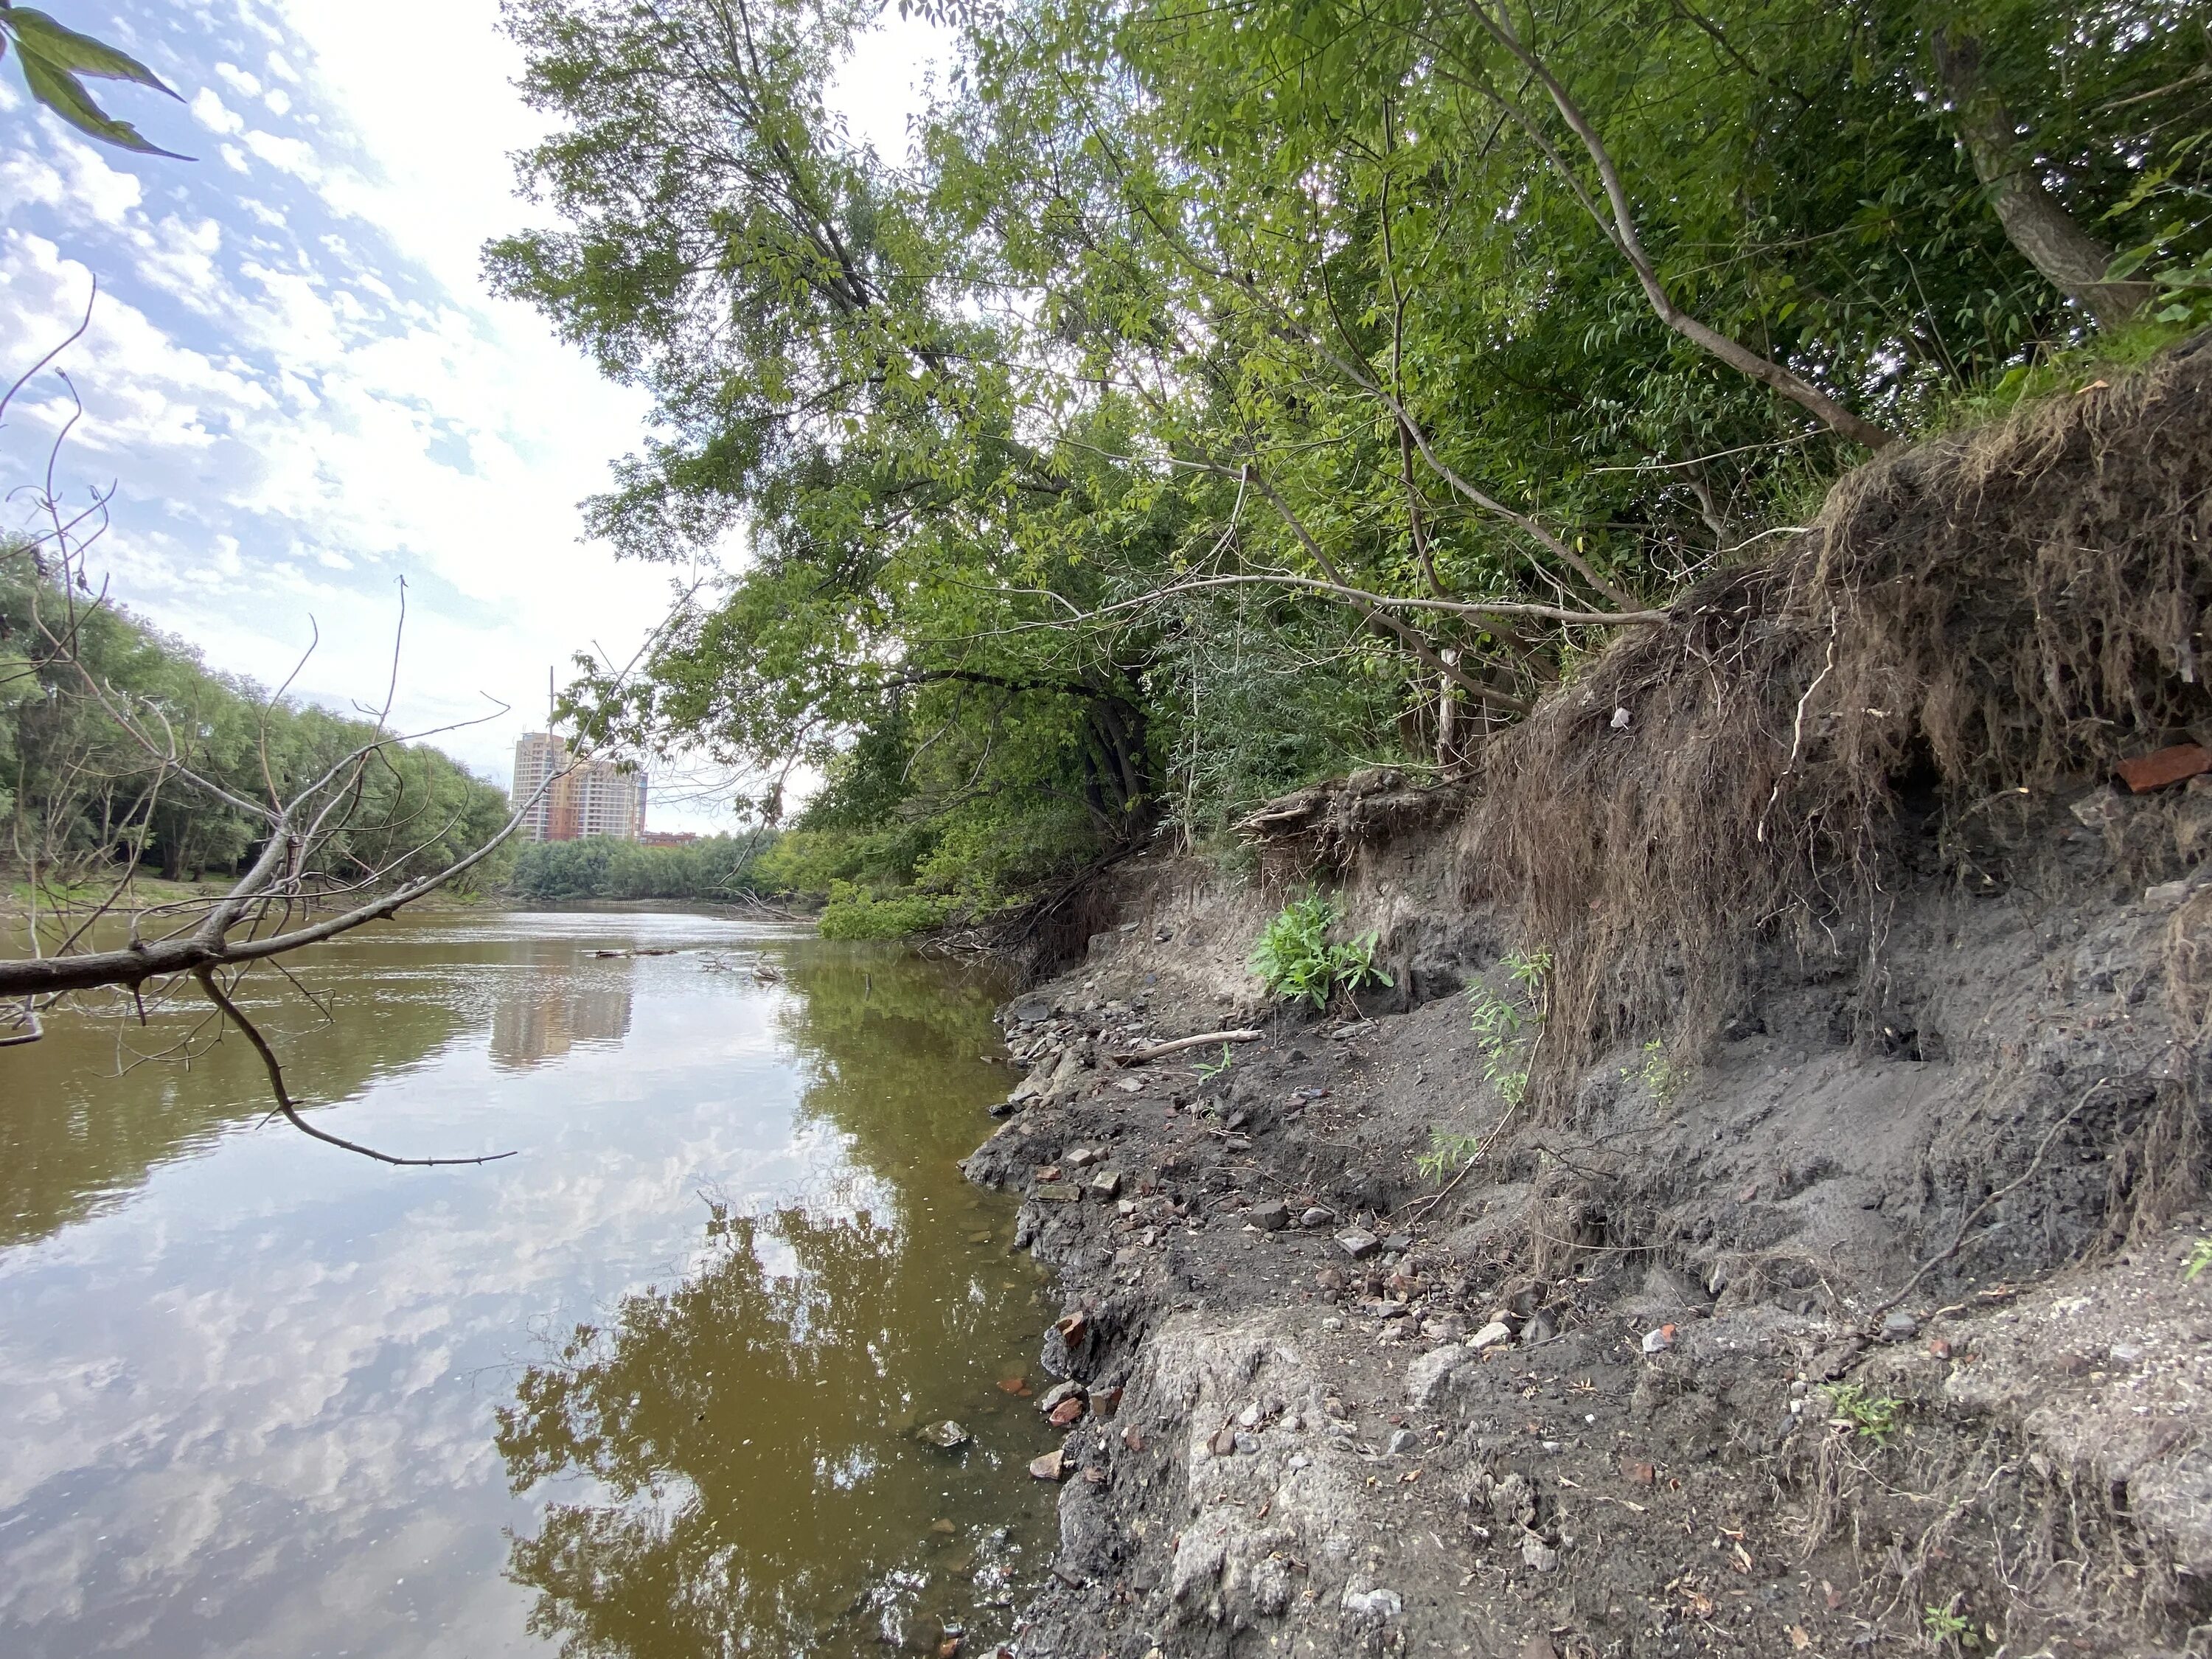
0;908;1057;1657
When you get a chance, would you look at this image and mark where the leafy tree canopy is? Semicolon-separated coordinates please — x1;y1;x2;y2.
492;0;2212;928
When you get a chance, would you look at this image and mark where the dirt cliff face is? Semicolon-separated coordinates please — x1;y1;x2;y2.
960;342;2212;1658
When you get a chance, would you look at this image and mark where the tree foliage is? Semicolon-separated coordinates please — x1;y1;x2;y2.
507;832;779;900
0;3;187;157
493;0;2212;928
1;557;512;894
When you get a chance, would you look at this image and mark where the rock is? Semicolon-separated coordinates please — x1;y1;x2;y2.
1090;1169;1123;1200
1009;994;1052;1025
1065;1146;1099;1168
1033;1186;1082;1205
1089;1386;1122;1417
1315;1266;1345;1293
1028;1447;1067;1482
1641;1324;1677;1354
1387;1427;1419;1455
1405;1344;1465;1408
1337;1229;1381;1260
1878;1310;1919;1343
1047;1397;1085;1427
922;1420;970;1449
987;1098;1018;1118
1248;1199;1290;1231
1625;1461;1656;1486
1520;1533;1559;1573
1300;1206;1336;1229
1225;1108;1250;1130
1382;1233;1413;1253
1469;1319;1514;1350
1038;1380;1085;1416
1340;1587;1402;1619
2144;879;2195;912
1523;1309;1558;1346
1209;1426;1238;1457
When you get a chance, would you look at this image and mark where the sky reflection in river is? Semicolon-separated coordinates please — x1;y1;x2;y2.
0;910;1051;1658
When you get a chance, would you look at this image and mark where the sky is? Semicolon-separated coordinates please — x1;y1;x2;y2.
0;0;948;825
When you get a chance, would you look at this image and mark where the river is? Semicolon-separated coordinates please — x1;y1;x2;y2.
0;908;1057;1657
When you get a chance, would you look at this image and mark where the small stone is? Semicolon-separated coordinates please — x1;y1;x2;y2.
1338;1229;1381;1260
1387;1427;1419;1455
987;1099;1018;1117
1300;1206;1336;1229
1028;1448;1066;1482
1641;1324;1676;1354
1928;1337;1953;1361
1090;1170;1123;1200
1248;1199;1290;1231
1382;1233;1413;1253
1625;1461;1656;1486
1225;1108;1250;1130
1405;1344;1465;1407
1520;1534;1559;1573
1210;1426;1238;1457
1469;1320;1514;1350
2110;1342;2145;1367
1009;995;1051;1025
1033;1186;1081;1205
1878;1310;1918;1343
1047;1397;1085;1427
1315;1266;1345;1293
1065;1147;1098;1168
922;1420;970;1449
1340;1587;1402;1619
1090;1386;1122;1418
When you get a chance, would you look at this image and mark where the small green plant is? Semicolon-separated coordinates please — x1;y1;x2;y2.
1192;1043;1237;1081
1624;1038;1688;1108
1422;949;1551;1179
1821;1382;1905;1447
2185;1238;2212;1281
1416;1130;1485;1180
1248;890;1392;1009
1921;1602;1974;1648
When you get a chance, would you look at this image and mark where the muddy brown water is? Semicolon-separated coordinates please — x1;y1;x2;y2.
0;908;1057;1657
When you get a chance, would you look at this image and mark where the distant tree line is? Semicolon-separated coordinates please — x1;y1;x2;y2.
1;560;512;897
506;832;781;901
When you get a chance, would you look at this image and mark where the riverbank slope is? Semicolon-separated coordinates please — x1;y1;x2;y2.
964;337;2212;1657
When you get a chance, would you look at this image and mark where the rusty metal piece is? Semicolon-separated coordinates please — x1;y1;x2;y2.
2116;743;2211;793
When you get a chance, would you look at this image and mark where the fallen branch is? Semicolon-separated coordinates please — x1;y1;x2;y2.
1127;1029;1264;1062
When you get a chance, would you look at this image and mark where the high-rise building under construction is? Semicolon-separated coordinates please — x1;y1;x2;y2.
509;733;647;842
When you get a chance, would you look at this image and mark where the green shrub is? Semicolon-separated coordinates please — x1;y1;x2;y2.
1248;891;1391;1009
815;882;956;939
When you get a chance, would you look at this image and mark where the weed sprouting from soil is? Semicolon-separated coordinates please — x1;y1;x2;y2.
1822;1382;1905;1447
1248;889;1391;1009
1420;950;1551;1178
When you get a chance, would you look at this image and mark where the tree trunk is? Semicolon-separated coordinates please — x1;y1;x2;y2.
1933;32;2154;331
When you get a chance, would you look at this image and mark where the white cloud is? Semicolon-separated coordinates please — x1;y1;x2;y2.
192;87;246;135
214;60;265;99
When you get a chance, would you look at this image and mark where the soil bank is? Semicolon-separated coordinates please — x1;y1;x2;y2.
961;339;2212;1658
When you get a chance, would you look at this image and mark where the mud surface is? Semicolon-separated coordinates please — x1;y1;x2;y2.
961;796;2212;1658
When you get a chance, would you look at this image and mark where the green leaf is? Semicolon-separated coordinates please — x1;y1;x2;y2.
13;48;187;157
7;9;178;94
